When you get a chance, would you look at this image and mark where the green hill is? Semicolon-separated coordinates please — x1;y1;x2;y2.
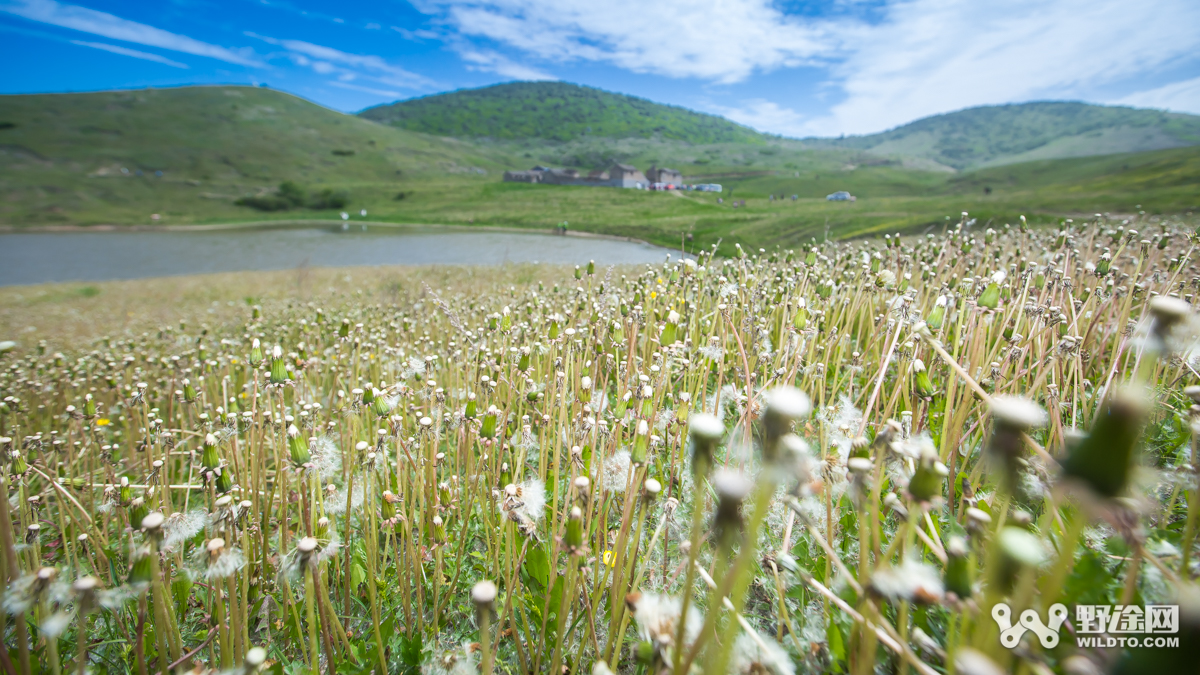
0;85;516;225
358;81;764;144
809;101;1200;170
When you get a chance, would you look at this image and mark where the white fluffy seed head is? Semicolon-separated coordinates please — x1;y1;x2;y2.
989;395;1047;429
712;469;752;502
688;413;725;442
764;386;811;421
472;580;497;605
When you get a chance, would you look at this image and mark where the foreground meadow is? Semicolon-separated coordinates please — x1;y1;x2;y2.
2;215;1200;675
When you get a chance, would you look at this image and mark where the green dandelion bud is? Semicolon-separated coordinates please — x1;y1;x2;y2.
201;433;221;471
1158;235;1170;250
248;338;263;367
83;393;96;419
480;407;498;439
517;347;530;372
574;266;583;280
287;425;311;466
465;393;477;419
943;536;972;599
1095;252;1111;277
661;310;679;346
9;449;27;477
793;298;809;330
631;419;650;464
499;462;511;488
805;248;817;265
907;451;948;502
587;260;595;275
128;498;149;535
215;467;234;494
371;390;392;417
565;506;584;551
268;345;287;384
1061;388;1146;498
381;491;397;522
977;271;1004;309
926;296;947;330
500;308;512;332
912;359;936;400
127;547;153;585
338;318;351;339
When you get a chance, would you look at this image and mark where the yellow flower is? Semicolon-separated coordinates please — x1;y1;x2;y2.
650;291;658;300
95;418;111;427
602;550;616;568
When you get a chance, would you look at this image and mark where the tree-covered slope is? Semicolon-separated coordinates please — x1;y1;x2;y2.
808;101;1200;170
359;81;764;144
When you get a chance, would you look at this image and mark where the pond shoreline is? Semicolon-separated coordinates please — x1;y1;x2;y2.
0;226;685;286
0;220;669;248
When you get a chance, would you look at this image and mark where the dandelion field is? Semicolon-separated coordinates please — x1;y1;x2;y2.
4;215;1200;675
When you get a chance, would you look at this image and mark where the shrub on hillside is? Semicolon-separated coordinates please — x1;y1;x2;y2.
309;188;349;209
235;182;348;211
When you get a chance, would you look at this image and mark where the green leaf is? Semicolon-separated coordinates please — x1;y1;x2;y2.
398;631;423;675
1063;550;1116;606
350;562;366;591
523;543;551;591
827;619;846;671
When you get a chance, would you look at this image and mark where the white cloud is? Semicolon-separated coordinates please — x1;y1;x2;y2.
457;48;556;80
413;0;832;83
798;0;1200;136
0;0;261;66
69;39;188;68
707;100;804;136
1113;77;1200;116
247;32;433;88
329;81;402;98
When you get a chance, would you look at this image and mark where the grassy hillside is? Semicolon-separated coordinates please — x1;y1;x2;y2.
806;101;1200;170
359;81;764;144
0;85;518;225
1;86;1197;255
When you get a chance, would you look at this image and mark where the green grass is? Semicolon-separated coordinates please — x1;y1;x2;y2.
359;81;764;144
0;85;519;225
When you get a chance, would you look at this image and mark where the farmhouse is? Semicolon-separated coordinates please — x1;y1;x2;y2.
646;165;683;186
503;162;650;188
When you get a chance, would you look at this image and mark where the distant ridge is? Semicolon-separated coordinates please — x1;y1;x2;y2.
358;81;764;144
806;101;1200;170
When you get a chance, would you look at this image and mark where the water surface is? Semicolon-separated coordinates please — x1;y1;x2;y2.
0;227;677;286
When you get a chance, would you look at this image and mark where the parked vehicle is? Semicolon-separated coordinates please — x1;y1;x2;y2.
826;191;857;202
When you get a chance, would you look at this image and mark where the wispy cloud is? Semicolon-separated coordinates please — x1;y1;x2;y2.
412;0;832;83
329;81;402;98
69;39;188;68
706;100;804;136
796;0;1200;136
457;48;555;80
1113;76;1200;116
247;31;434;89
0;0;261;66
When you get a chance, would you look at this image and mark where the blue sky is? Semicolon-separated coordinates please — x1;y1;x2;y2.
2;0;1199;137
